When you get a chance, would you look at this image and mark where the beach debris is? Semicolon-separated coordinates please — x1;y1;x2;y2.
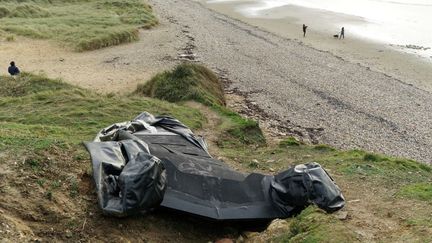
335;211;349;220
177;26;198;61
103;56;120;64
85;112;345;220
400;44;431;51
348;199;361;203
178;53;196;60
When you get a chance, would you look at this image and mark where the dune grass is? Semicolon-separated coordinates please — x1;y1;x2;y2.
0;0;158;51
136;63;226;106
398;183;432;201
273;206;357;242
0;73;205;151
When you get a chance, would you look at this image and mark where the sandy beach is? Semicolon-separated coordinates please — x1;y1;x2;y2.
1;0;432;164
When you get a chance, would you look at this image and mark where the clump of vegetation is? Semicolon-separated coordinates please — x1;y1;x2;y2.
273;206;357;242
313;144;336;151
136;63;266;146
0;73;73;97
363;152;385;162
136;63;226;106
10;4;51;18
279;137;301;147
0;6;11;18
98;0;156;25
398;183;432;201
76;28;139;51
5;34;15;41
0;0;158;51
214;106;265;145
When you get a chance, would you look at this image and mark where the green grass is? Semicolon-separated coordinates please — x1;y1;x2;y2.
212;105;265;146
279;137;301;147
398;183;432;201
136;63;266;146
0;73;74;97
0;0;157;51
273;206;357;243
220;140;432;186
0;73;205;151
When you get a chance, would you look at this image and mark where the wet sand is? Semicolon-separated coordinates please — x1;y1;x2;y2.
202;1;432;92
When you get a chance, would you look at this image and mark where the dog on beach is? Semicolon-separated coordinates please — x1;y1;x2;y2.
333;34;339;38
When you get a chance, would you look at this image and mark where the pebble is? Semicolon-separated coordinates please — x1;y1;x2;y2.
335;211;348;220
65;230;72;238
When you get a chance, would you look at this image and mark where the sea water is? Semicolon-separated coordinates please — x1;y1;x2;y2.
207;0;432;59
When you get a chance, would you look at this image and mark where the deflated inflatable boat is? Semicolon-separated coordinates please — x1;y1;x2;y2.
84;112;345;220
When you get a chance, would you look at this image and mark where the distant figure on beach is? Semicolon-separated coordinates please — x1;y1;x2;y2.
339;27;345;39
8;61;20;76
302;24;308;37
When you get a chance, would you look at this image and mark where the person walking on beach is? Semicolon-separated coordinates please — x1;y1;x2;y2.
8;61;20;76
302;24;308;37
339;27;345;39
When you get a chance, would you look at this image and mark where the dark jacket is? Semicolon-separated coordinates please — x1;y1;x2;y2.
8;65;20;76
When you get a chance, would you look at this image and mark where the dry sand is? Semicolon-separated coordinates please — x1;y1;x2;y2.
1;0;432;164
0;24;185;93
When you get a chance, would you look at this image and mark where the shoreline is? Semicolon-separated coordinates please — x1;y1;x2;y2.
201;0;432;93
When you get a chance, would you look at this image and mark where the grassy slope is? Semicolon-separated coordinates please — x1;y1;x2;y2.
0;73;204;150
0;0;157;51
0;73;225;242
0;68;431;242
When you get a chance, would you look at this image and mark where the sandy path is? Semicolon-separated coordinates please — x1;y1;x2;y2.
149;0;432;163
0;22;185;93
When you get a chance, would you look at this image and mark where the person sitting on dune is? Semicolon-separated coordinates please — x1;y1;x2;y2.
8;61;20;76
